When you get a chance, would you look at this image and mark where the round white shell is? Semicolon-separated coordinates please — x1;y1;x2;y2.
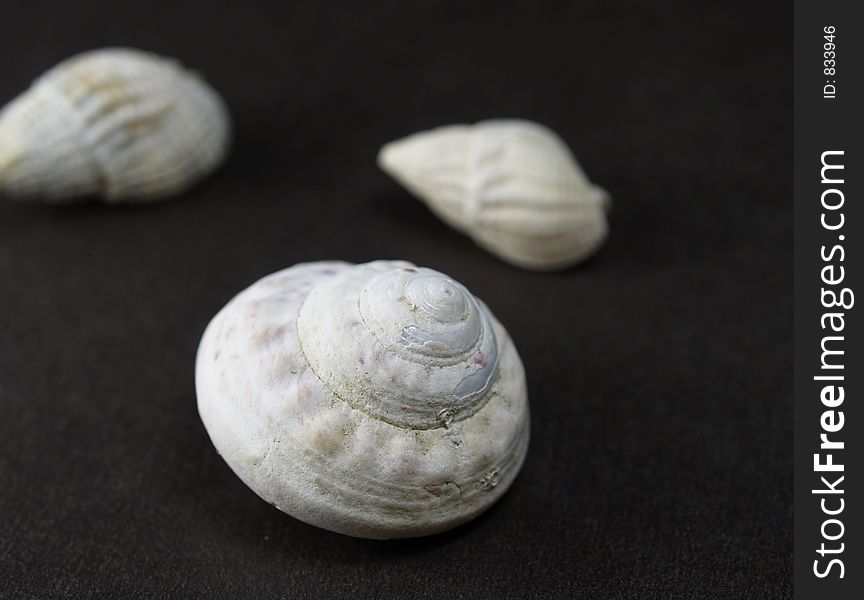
378;119;610;271
195;260;530;539
0;48;230;203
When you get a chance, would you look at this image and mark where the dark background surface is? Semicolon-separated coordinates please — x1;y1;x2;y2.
0;1;792;598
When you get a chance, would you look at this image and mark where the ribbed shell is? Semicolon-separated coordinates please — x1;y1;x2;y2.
195;261;529;539
378;119;610;270
0;48;230;203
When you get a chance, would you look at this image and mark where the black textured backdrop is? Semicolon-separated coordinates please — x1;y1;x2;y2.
0;1;792;598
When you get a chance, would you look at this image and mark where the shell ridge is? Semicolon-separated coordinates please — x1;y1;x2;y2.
452;309;499;402
38;81;105;194
297;290;421;432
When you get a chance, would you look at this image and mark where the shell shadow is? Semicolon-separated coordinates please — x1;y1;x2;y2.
336;497;508;561
0;170;229;217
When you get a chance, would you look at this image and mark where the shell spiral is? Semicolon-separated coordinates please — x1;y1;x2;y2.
0;48;230;203
195;261;530;539
378;119;610;271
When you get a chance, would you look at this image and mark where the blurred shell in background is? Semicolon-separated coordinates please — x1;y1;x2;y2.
0;47;230;203
378;119;610;271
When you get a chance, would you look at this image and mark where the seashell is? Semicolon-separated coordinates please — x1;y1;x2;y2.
195;260;530;539
0;48;230;203
378;119;610;271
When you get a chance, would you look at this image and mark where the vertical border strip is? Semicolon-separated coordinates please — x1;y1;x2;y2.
795;1;861;596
